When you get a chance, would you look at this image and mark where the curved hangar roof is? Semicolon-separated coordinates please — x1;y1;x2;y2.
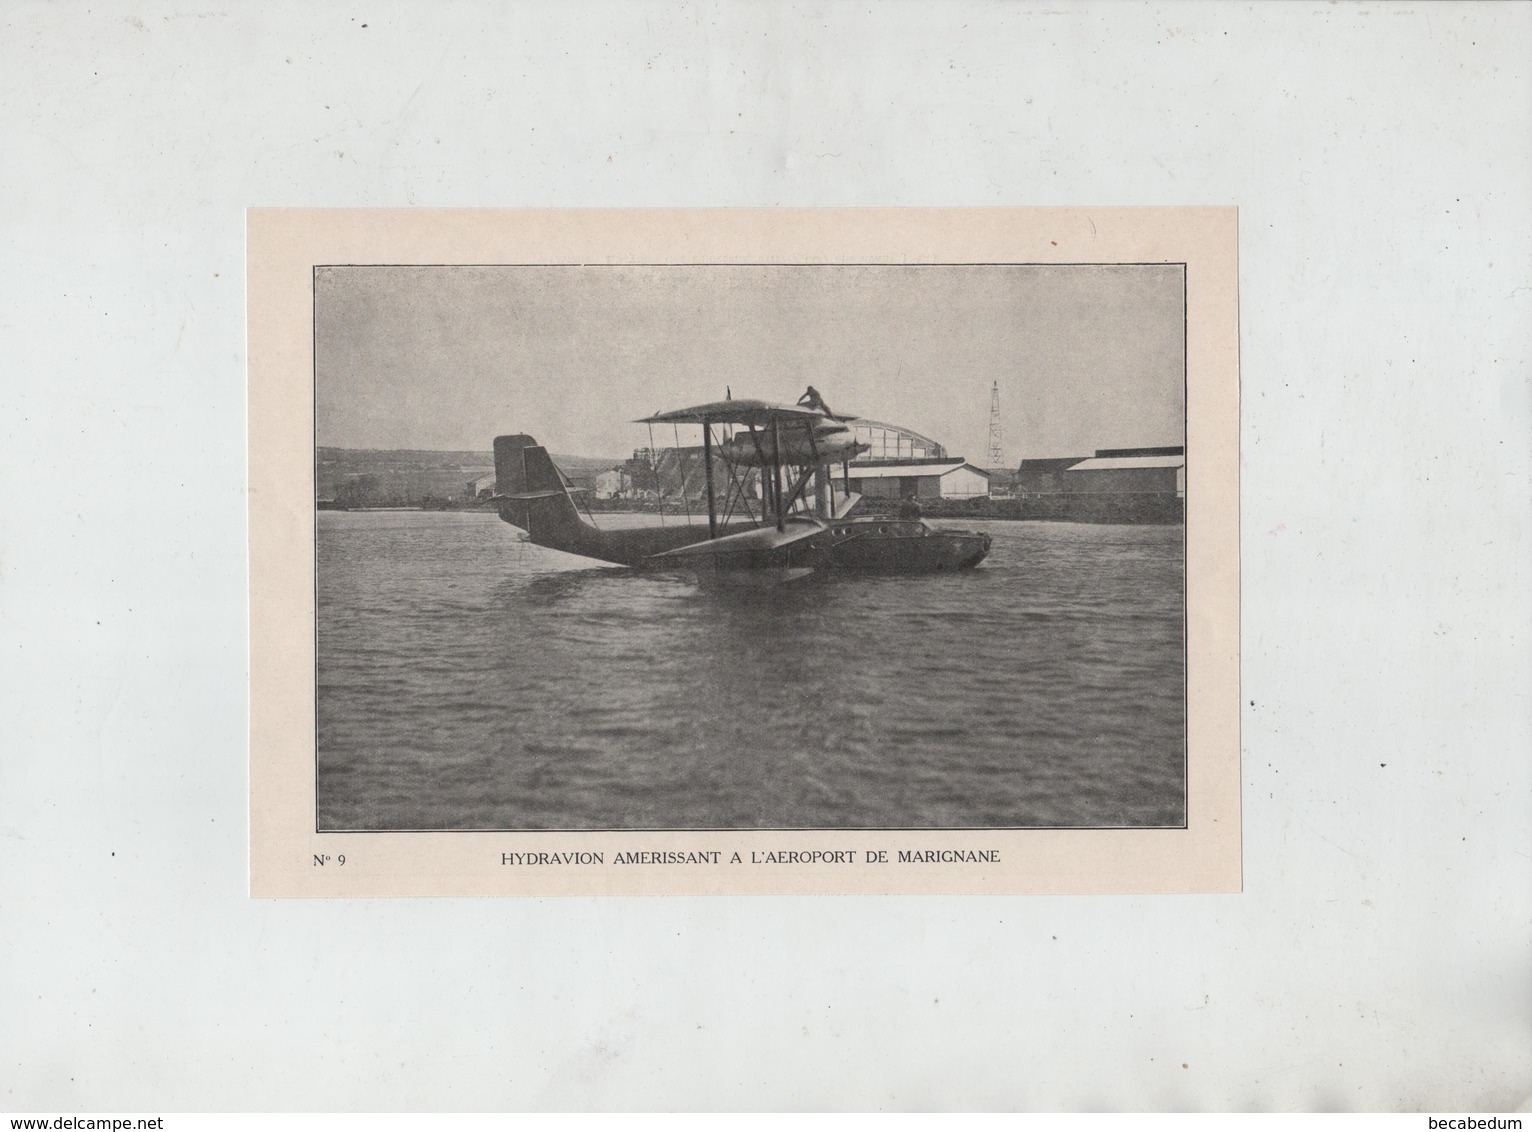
851;419;946;461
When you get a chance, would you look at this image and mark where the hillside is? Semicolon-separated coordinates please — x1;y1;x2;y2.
316;447;622;506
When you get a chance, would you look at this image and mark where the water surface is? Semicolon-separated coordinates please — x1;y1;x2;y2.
316;511;1185;829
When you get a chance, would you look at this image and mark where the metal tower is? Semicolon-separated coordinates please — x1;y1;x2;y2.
987;380;1005;470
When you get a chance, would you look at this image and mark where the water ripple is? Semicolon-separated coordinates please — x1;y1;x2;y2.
317;511;1185;830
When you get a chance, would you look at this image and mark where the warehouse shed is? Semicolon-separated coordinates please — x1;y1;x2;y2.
1016;456;1087;494
846;459;991;500
1059;454;1185;496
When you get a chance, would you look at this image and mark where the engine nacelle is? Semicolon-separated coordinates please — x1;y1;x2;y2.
720;423;867;467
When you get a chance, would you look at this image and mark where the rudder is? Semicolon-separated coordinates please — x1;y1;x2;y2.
493;434;539;497
490;434;585;549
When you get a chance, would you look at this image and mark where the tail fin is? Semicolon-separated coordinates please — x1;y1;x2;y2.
493;434;538;497
491;434;585;548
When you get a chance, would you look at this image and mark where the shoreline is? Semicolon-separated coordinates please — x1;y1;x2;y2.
317;499;1185;526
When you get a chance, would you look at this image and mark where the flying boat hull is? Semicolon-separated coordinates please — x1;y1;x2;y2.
796;519;991;573
642;515;990;574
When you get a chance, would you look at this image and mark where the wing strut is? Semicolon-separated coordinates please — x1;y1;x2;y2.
645;422;665;528
781;464;816;515
746;424;776;521
772;415;786;533
717;442;760;528
702;418;718;539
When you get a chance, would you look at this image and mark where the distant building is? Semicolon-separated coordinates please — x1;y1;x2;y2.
594;468;629;499
846;458;990;500
623;447;733;500
467;472;497;500
1017;446;1185;497
1062;454;1184;496
1016;457;1086;495
1093;446;1184;459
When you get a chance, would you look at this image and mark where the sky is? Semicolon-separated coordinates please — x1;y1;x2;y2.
314;263;1185;462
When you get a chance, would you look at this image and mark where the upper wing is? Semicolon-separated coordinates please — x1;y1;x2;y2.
637;399;857;427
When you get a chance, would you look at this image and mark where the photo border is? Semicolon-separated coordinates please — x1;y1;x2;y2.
250;208;1239;896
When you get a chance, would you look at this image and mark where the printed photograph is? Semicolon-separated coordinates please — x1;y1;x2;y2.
314;263;1187;831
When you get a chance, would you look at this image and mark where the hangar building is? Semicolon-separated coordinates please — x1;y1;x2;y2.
1017;446;1185;497
846;458;991;500
843;418;987;499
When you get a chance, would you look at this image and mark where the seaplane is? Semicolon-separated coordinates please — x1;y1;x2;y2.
490;392;992;576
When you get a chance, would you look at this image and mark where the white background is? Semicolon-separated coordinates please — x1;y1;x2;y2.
2;0;1528;1113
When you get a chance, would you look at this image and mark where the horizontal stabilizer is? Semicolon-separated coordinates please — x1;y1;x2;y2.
492;490;570;502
